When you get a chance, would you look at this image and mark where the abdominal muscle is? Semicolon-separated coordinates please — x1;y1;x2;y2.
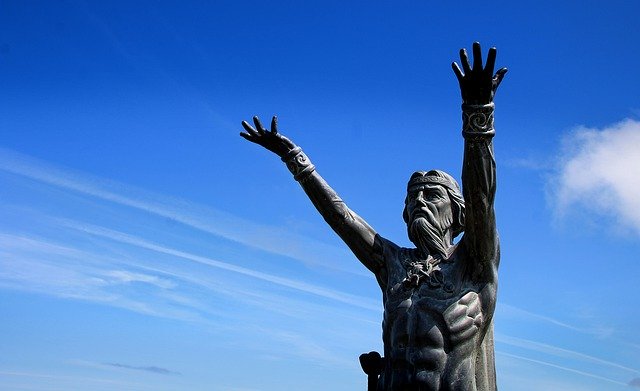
381;288;479;391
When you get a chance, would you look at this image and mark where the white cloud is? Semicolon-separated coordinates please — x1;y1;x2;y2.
102;270;176;289
550;119;640;235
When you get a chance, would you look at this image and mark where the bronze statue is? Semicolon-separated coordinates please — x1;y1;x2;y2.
240;42;507;391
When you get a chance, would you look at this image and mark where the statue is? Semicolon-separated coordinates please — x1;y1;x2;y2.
240;42;507;390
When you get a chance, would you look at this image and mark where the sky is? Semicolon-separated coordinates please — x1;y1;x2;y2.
1;1;640;390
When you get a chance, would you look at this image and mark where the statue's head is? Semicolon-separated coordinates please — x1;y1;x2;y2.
403;170;465;258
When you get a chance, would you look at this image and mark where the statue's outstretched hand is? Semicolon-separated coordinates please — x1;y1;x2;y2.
452;42;507;105
240;116;296;159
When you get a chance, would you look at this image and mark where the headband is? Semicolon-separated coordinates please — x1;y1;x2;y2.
407;175;459;193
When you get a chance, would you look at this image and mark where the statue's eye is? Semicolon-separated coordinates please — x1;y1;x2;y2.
425;193;440;201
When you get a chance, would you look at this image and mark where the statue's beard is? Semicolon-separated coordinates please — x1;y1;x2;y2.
409;213;450;259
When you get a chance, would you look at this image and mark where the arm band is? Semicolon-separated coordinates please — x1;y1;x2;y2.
462;103;495;139
282;147;316;181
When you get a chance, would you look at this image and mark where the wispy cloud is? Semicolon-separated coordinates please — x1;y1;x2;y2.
0;149;382;372
0;232;219;322
498;303;587;333
102;270;176;289
0;148;365;277
260;329;357;368
548;119;640;235
0;230;377;327
497;351;628;387
103;363;180;375
496;334;640;374
0;370;143;387
60;219;379;311
0;230;378;370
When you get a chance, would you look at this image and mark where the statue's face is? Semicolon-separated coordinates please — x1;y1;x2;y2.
406;185;453;230
406;184;454;258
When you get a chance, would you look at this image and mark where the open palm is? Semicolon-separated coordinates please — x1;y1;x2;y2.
452;42;507;105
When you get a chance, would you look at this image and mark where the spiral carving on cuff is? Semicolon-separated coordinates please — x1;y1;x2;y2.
282;147;315;181
462;103;495;139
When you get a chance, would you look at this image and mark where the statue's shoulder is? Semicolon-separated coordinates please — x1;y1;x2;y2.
372;236;414;291
374;235;411;262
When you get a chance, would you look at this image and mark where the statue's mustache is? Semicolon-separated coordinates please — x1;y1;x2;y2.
411;215;440;236
411;208;439;229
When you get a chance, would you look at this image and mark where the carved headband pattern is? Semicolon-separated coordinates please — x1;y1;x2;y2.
407;175;460;193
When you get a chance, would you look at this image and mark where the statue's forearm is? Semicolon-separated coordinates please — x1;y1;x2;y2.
461;103;498;262
281;147;353;228
282;147;382;273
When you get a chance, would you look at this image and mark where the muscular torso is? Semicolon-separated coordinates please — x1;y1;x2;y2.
378;242;497;391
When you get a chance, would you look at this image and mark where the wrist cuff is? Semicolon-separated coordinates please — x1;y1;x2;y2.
462;103;495;139
282;147;315;181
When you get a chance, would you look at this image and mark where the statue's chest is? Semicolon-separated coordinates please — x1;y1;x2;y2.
387;251;460;297
385;280;460;318
383;250;484;315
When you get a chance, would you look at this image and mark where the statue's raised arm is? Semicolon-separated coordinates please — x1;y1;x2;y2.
452;42;507;280
240;116;384;274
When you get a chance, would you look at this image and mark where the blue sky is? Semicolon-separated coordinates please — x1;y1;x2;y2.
1;1;639;390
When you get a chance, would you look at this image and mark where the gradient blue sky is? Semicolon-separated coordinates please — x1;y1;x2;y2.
1;1;640;390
